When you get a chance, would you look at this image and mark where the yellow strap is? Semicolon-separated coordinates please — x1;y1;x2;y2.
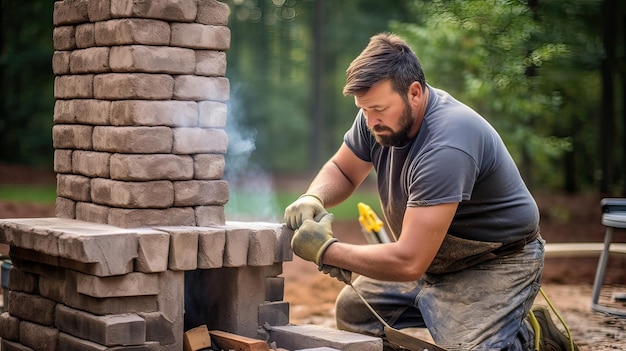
539;287;576;351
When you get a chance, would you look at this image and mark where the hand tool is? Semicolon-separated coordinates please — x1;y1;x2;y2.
357;202;394;244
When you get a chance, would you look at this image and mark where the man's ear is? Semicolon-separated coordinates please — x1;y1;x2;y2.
408;81;423;102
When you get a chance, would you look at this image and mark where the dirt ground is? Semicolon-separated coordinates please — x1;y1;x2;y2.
1;163;625;350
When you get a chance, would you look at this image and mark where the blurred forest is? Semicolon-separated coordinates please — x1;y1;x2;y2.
0;0;624;195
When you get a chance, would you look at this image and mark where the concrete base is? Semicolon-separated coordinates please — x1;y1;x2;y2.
269;324;382;351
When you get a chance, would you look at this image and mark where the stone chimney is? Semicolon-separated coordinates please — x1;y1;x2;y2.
52;0;231;228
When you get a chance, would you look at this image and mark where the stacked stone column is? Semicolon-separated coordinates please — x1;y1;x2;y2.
52;0;230;228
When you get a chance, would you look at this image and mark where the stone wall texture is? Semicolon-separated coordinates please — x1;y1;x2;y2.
52;0;232;228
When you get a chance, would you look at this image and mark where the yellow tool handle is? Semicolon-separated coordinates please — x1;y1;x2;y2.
358;202;384;233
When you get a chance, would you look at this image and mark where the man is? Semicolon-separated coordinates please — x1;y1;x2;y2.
284;33;578;351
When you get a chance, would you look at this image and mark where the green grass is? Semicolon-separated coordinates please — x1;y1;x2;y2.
0;185;57;203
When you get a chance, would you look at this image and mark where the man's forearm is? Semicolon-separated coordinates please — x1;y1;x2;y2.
306;160;360;208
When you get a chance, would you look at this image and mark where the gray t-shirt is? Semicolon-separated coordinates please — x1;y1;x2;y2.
344;86;539;244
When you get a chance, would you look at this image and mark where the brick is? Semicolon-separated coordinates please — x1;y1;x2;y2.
197;0;230;26
73;151;111;178
76;198;111;223
53;0;89;25
248;226;278;267
222;227;249;267
76;23;96;49
108;207;196;228
134;228;170;273
95;19;170;46
54;99;111;125
1;339;34;351
110;100;197;127
54;149;73;173
110;154;193;181
197;227;225;269
77;272;159;298
94;73;174;100
52;124;93;150
56;304;146;346
111;0;198;22
88;0;112;22
172;127;228;154
57;174;91;202
54;75;94;99
195;205;225;226
193;154;224;180
55;197;77;219
269;325;382;351
170;23;230;50
0;312;21;341
258;301;289;327
9;267;38;294
198;101;227;127
183;325;211;351
265;277;284;302
9;292;56;326
173;75;229;101
52;51;71;75
53;26;76;51
195;50;227;77
70;47;110;74
110;46;195;74
91;178;174;209
58;333;107;351
156;270;184;349
92;126;173;154
173;180;229;206
139;312;176;346
38;266;69;302
153;227;199;271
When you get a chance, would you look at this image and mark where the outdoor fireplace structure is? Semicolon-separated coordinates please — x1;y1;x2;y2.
0;1;381;351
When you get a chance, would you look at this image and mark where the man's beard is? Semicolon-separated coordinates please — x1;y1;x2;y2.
370;102;414;147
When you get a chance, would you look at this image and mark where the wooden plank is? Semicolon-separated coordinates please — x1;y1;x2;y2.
183;325;211;351
209;330;270;351
545;242;626;258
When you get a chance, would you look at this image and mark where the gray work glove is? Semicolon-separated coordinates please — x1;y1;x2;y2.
319;264;352;284
284;194;327;230
291;213;337;266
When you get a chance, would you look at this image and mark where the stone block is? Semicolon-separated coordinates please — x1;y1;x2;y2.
198;101;227;127
1;219;61;256
95;19;170;46
0;312;21;341
92;126;173;153
138;312;176;346
193;154;225;180
76;272;159;298
52;124;94;150
52;51;71;75
110;100;198;127
110;46;195;74
8;267;38;294
197;0;230;26
265;276;285;302
154;227;199;271
111;0;197;22
56;304;146;346
108;207;196;228
1;339;34;351
94;73;174;100
172;127;228;154
54;149;73;173
38;266;68;303
91;178;174;209
53;26;76;51
53;0;89;25
70;47;110;74
20;321;59;351
73;151;111;178
76;202;110;224
258;301;289;327
88;0;112;22
269;325;383;351
157;270;184;349
134;228;170;273
170;23;230;50
195;50;227;77
195;205;225;226
55;75;94;99
55;197;76;219
54;99;111;125
76;23;96;49
173;75;229;101
9;292;56;326
57;174;92;202
248;227;278;267
110;154;193;181
58;332;107;351
197;227;225;269
173;180;229;206
222;226;249;267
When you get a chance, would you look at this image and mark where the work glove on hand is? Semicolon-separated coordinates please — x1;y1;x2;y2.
291;213;337;266
319;264;352;284
284;194;328;230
